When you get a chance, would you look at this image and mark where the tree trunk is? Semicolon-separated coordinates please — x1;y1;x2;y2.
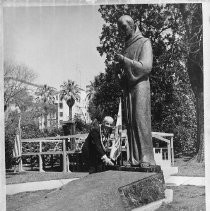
196;90;204;162
67;98;75;121
44;107;48;129
180;3;203;163
69;106;72;121
187;62;204;162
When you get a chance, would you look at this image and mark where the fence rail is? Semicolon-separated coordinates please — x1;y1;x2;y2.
19;132;174;172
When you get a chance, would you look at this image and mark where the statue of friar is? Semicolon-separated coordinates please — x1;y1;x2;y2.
115;15;156;167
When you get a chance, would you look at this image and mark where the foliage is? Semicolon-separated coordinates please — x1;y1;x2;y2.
86;81;95;101
4;61;37;111
87;71;122;123
74;115;91;133
60;80;81;121
5;111;19;169
179;4;203;162
35;84;57;129
89;4;201;155
21;122;64;168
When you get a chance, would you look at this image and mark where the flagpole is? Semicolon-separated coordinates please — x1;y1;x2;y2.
18;110;23;172
110;97;123;165
120;128;123;166
119;97;123;166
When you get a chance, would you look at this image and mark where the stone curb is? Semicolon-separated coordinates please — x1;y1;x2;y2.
6;178;79;195
166;176;205;186
6;176;205;195
132;189;173;211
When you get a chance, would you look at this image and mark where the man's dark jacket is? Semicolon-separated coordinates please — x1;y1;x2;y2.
82;127;106;167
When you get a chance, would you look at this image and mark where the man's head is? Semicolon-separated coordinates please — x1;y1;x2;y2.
102;116;114;136
117;15;135;40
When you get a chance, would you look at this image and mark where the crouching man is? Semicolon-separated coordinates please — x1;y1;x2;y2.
82;116;114;174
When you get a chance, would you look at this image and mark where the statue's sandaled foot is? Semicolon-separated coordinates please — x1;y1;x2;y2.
140;162;153;168
139;161;162;173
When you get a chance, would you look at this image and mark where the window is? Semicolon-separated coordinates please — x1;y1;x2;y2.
59;103;63;109
60;112;63;117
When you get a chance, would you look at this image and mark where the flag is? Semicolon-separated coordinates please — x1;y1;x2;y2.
116;98;122;127
13;114;21;158
13;133;21;158
125;130;130;162
110;98;122;161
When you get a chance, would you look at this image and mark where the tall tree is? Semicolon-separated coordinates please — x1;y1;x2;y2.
4;61;37;111
60;80;80;121
35;84;57;129
178;4;203;162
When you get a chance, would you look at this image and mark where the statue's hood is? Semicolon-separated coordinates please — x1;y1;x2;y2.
125;26;143;48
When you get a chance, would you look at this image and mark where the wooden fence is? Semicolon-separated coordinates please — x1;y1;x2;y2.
19;132;174;172
21;134;88;172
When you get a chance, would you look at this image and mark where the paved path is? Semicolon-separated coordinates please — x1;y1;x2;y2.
166;176;205;186
6;175;205;195
6;178;79;195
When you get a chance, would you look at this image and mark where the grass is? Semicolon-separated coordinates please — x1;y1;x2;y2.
173;156;205;177
157;185;205;211
6;155;204;185
6;189;55;211
6;170;88;185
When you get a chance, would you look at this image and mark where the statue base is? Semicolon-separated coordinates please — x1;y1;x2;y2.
107;164;162;173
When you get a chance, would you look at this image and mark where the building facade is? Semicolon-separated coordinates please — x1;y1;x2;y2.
38;88;91;130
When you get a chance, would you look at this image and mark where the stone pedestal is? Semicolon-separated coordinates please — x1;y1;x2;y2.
118;172;165;210
108;165;162;173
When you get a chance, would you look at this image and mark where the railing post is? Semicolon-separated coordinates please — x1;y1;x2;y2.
62;139;67;172
171;137;174;166
66;153;70;172
50;155;54;169
19;138;23;172
167;141;171;163
66;138;70;172
39;141;44;172
30;155;33;170
160;148;163;160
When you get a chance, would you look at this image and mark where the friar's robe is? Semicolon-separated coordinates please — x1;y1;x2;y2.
120;27;155;166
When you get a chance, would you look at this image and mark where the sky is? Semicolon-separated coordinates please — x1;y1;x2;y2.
3;5;106;90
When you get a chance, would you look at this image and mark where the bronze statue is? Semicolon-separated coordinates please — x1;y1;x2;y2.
116;15;156;167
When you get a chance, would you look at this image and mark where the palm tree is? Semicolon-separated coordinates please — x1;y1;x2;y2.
60;80;80;121
35;84;56;129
